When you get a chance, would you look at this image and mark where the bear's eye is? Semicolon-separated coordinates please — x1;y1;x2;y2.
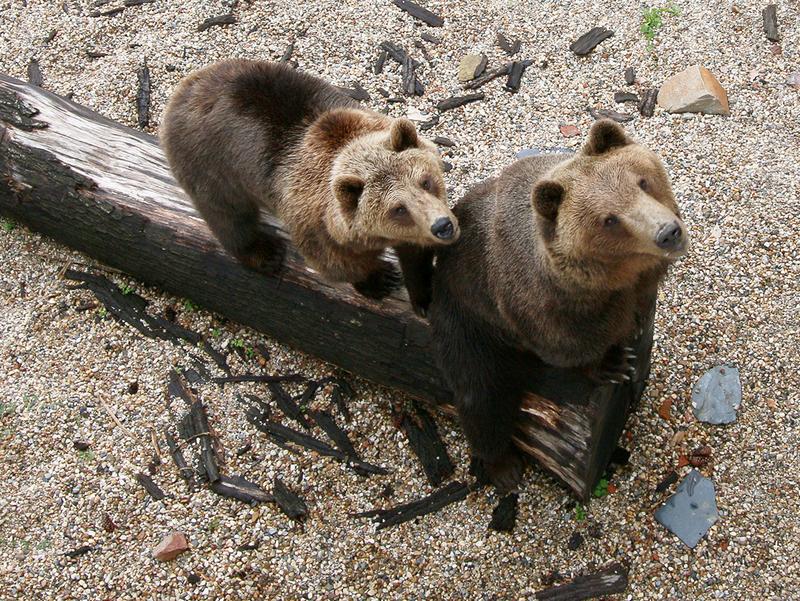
638;178;648;191
420;177;432;192
604;215;619;227
392;205;408;217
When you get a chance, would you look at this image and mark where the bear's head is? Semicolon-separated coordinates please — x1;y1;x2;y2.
531;119;688;289
330;118;459;247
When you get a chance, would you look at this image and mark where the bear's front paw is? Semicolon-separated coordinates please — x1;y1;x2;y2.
484;450;527;494
587;345;638;385
235;236;286;276
353;263;403;300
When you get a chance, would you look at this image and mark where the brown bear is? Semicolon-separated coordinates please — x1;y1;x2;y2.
160;59;458;309
429;120;689;491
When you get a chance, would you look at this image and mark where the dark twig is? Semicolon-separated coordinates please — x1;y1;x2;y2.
198;14;236;32
394;402;454;486
246;407;388;475
353;481;471;529
273;477;308;519
136;472;166;500
212;373;304;385
763;4;779;42
268;382;311;429
136;60;150;128
27;59;43;87
534;563;629;600
463;64;511;90
391;0;444;27
436;93;484;112
210;474;272;504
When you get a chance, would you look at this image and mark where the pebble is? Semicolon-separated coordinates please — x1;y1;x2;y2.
152;532;190;561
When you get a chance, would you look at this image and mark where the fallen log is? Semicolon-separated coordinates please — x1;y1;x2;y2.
0;74;655;500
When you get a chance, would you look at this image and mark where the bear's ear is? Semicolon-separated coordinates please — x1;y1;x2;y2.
583;119;631;156
532;180;564;221
333;175;364;217
390;118;419;152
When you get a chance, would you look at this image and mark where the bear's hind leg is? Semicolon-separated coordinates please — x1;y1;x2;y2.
430;298;528;491
200;198;286;275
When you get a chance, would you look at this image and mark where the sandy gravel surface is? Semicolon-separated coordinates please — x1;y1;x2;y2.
1;0;799;599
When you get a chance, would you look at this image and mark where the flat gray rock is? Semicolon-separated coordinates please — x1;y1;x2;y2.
691;365;741;424
655;469;719;548
516;147;574;159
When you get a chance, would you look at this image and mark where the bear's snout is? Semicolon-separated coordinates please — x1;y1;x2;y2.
431;216;456;240
655;221;685;251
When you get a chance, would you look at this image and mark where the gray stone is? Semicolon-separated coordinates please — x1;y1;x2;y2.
655;469;719;548
457;54;487;83
691;365;741;424
515;147;574;159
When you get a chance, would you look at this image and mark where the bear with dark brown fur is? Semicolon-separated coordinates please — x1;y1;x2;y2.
429;120;689;491
161;59;458;309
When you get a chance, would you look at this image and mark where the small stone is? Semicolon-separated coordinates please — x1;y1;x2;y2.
559;124;580;138
657;65;730;115
655;470;719;548
187;572;201;585
691;365;742;424
786;72;800;89
688;446;712;468
152;532;189;561
457;54;487;83
73;440;90;451
567;531;584;550
657;398;672;421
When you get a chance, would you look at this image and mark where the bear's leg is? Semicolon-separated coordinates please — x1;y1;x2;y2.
394;245;435;317
195;192;285;275
430;298;528;491
352;261;403;299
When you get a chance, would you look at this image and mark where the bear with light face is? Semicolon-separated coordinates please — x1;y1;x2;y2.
429;120;689;491
161;59;457;307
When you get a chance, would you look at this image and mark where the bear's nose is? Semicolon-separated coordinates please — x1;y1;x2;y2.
656;221;684;250
431;217;454;240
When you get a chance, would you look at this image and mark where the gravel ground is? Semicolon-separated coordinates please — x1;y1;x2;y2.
1;0;799;599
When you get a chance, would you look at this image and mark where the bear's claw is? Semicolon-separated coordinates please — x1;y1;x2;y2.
588;345;638;385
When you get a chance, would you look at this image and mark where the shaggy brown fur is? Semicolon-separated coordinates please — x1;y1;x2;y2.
429;120;689;490
160;59;458;308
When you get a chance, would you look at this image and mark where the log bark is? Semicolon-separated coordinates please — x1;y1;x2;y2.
0;74;654;500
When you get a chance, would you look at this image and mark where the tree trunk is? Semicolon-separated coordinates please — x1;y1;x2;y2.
0;74;654;500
